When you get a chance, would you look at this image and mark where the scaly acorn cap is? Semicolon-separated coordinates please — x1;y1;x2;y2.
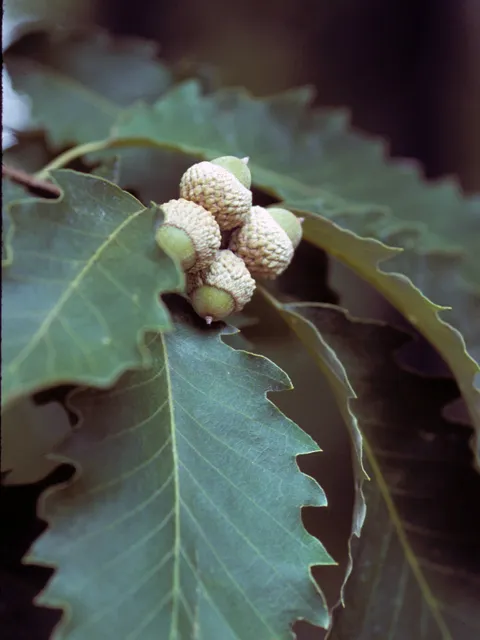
211;155;252;189
155;198;221;272
187;249;256;323
179;161;252;231
266;206;303;249
229;205;294;279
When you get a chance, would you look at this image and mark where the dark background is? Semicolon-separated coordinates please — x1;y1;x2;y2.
98;0;480;191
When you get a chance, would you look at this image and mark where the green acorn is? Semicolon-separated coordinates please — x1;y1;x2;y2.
155;198;221;272
266;206;303;249
187;250;256;323
211;156;252;189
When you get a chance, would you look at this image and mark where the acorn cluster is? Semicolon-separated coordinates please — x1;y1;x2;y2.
154;156;303;323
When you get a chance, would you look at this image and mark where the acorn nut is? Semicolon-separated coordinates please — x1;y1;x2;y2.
229;205;294;279
211;155;252;189
155;198;221;272
180;161;252;231
187;250;256;323
266;206;303;249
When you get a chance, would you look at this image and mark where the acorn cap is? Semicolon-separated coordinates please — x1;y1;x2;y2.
187;249;256;321
229;205;294;279
180;161;252;230
156;198;221;272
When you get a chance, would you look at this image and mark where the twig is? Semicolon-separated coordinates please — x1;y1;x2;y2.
2;163;61;197
34;138;114;180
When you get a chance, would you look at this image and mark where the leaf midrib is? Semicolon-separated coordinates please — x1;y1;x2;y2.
162;333;181;640
362;437;453;640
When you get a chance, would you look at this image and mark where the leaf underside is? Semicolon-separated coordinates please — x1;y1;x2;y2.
297;215;480;459
28;301;333;640
259;292;366;606
1;170;183;407
284;304;480;640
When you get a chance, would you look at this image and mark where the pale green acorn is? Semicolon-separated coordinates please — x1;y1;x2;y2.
187;250;256;323
180;160;252;231
211;155;252;189
266;206;303;249
229;205;294;279
155;198;221;272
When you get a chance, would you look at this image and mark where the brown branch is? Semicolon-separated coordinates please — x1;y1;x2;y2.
2;164;61;197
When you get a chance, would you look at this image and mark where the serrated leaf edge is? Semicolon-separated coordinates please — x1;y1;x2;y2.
299;213;480;458
265;297;455;640
2;170;185;411
23;323;334;638
260;291;367;613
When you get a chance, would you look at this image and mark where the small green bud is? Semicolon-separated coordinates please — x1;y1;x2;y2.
155;225;197;271
211;156;252;189
266;207;303;249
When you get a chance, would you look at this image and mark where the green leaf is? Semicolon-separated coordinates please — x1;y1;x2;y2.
298;215;480;456
286;304;480;640
5;30;193;206
27;301;333;639
258;291;366;603
1;396;70;485
257;291;366;521
5;30;172;146
95;147;194;207
1;170;183;408
115;83;480;292
113;82;480;450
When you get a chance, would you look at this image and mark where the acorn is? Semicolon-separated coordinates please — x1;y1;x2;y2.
266;206;303;249
229;205;294;279
155;198;221;272
179;161;252;231
187;250;256;323
211;156;252;189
